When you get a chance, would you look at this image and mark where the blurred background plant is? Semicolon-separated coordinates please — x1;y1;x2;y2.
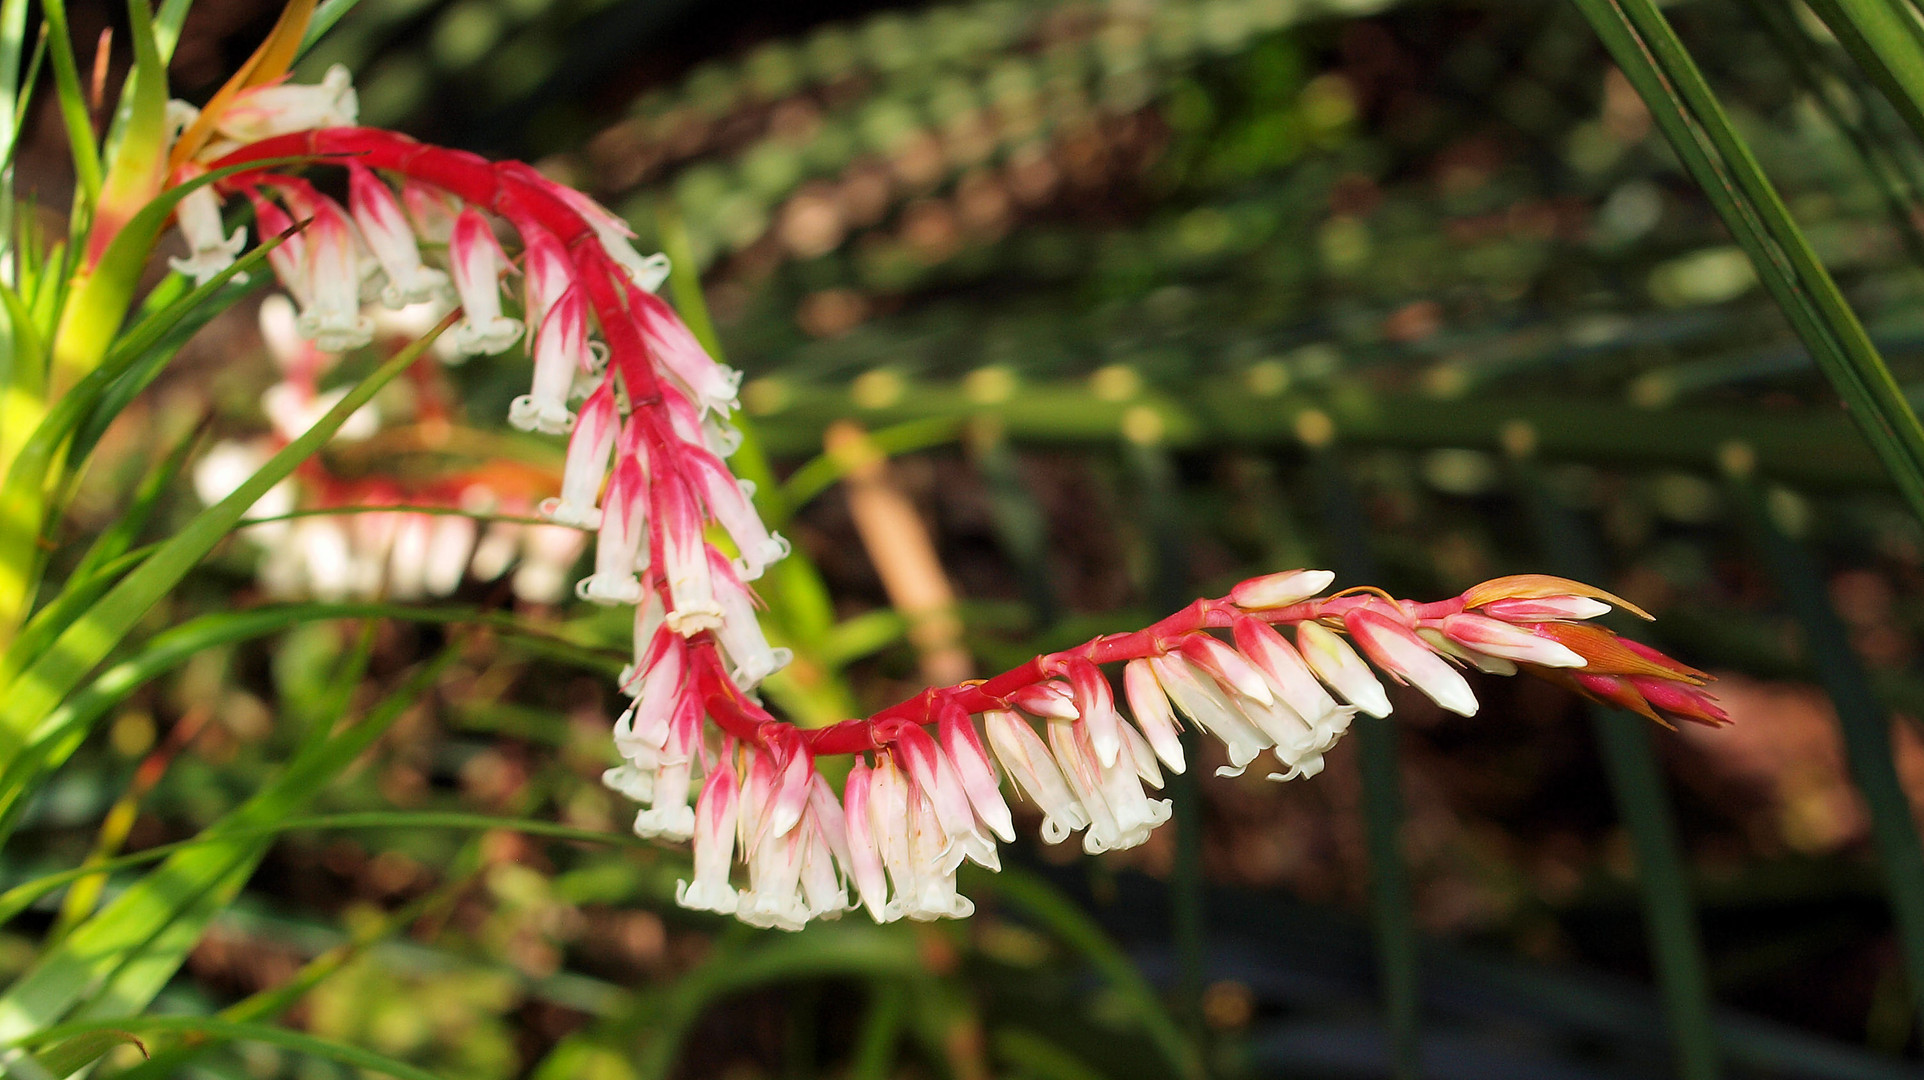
16;0;1924;1077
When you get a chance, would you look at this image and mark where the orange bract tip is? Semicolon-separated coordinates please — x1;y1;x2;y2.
1460;573;1654;621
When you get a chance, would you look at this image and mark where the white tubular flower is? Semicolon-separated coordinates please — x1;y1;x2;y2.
422;515;474;597
1437;613;1588;668
868;754;916;920
798;823;850;921
261;384;379;444
511;285;598;434
510;524;587;604
217;63;358;143
657;474;725;634
677;761;741;916
549;182;670;292
1091;724;1171;850
576;454;647;606
293;195;375;351
169;169;247;286
348;164;449;308
632;696;699;841
542;378;618;529
291;518;354;602
901;792;974;921
1229;568;1336;610
247;189;310;307
1296;621;1393;718
1047;718;1126;854
386;513;433;600
1008;681;1078;720
401;180;460;247
1121;659;1186;774
449;209;523;357
1178;634;1275;708
618;631;684;748
1148;654;1271;776
892;724;988;871
708;548;792;688
1231;616;1351;731
520;225;577;335
637;293;742;414
1064;657;1122;769
602;762;655;804
739;812;808;931
1345;609;1479;717
841;759;896;923
983;710;1089;844
938;704;1015;844
688;451;789;581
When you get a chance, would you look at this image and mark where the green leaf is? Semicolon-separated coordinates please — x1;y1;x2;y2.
0;648;457;1041
1802;0;1924;149
15;1017;441;1080
67;417;205;585
34;0;102;212
1572;0;1924;525
985;868;1202;1080
30;1028;146;1075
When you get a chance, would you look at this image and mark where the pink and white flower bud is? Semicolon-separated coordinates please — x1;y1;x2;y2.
739;812;808;931
868;754;915;916
1121;659;1186;774
549;182;672;292
1296;622;1393;718
901;793;974;920
1178;634;1275;707
656;475;726;634
799;824;850;921
218;64;357;142
677;761;741;915
983;710;1088;844
1008;681;1079;720
1438;613;1587;668
542;378;618;529
632;694;699;840
348;164;449;308
840;759;895;923
1092;725;1172;849
736;745;777;846
1047;719;1125;854
577;454;647;605
247;188;310;306
293;194;375;351
1120;722;1164;790
519;224;577;334
1147;654;1271;775
617;631;684;746
1231;617;1347;728
1064;657;1123;769
511;285;600;434
938;702;1015;843
169;167;247;286
689;451;789;580
808;772;854;872
1230;569;1336;611
401;180;459;247
890;723;982;868
637;292;742;414
449;209;523;356
1478;596;1612;623
766;741;816;840
707;549;792;687
1345;609;1479;717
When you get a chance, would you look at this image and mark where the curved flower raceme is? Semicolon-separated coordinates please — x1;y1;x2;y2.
172;69;1724;932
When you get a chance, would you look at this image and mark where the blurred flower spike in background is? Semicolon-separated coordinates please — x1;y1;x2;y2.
177;55;1721;931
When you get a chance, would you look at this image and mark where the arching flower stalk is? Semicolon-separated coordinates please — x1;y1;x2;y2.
173;67;1724;932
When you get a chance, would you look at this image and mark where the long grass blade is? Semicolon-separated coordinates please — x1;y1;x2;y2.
1802;0;1924;148
1572;0;1924;525
12;1017;444;1080
1725;452;1924;1037
1513;450;1722;1080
